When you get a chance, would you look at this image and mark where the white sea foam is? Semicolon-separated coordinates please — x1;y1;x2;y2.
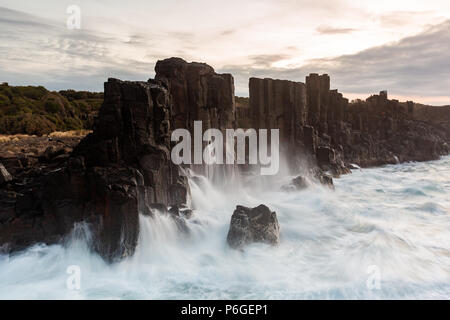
0;156;449;299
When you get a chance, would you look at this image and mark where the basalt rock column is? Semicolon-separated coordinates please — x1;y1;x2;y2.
74;78;187;207
248;77;307;170
249;78;307;140
306;73;330;133
327;90;350;147
155;57;236;180
155;57;235;132
0;78;190;261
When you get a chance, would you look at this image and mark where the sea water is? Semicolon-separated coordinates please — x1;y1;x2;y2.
0;156;449;299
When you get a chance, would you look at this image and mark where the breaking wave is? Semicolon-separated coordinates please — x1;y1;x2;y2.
0;156;449;299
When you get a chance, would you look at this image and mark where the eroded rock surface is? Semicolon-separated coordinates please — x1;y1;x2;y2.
227;204;280;249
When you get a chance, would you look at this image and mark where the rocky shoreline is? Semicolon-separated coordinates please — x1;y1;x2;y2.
0;57;449;259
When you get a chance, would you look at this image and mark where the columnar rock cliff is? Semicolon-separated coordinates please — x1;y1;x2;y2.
411;104;450;124
155;57;235;132
0;78;190;261
1;57;449;260
155;57;237;178
243;74;450;174
248;78;307;146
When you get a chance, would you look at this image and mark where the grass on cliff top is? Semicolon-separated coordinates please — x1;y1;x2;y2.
0;83;103;136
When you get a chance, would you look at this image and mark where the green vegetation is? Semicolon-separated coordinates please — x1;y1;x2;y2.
0;83;103;135
235;96;249;108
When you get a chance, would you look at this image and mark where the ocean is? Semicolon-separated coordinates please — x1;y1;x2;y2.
1;156;449;299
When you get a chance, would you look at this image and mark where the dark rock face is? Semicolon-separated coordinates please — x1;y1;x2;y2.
155;57;237;179
248;75;450;173
306;73;331;132
155;57;235;133
227;204;280;249
73;78;187;207
343;92;450;166
412;104;450;124
0;78;190;261
1;57;449;260
248;78;307;140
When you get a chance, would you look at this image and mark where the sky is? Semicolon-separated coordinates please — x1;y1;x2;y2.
0;0;449;105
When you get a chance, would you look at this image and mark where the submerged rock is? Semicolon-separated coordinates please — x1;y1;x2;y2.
281;169;334;192
169;205;193;219
227;204;280;249
311;168;335;189
281;175;310;192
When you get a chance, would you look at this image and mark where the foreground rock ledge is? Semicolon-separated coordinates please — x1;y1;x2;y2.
227;204;280;249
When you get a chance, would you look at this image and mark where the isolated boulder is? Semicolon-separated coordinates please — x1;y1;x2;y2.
227;204;280;249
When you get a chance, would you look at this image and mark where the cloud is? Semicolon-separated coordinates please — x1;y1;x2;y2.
220;20;450;105
220;29;236;36
249;54;292;67
378;11;436;28
0;6;156;90
316;26;357;35
1;3;450;105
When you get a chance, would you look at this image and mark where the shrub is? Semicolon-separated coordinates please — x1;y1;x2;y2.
45;101;62;113
0;84;102;135
16;86;48;100
0;94;9;107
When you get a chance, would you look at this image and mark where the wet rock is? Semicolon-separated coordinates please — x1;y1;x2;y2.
281;175;310;191
180;208;193;219
227;204;280;249
248;74;450;173
312;169;334;189
149;203;169;214
316;146;335;167
168;205;180;217
0;77;190;262
169;205;193;219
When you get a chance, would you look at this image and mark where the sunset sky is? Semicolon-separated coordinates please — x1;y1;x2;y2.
1;0;450;104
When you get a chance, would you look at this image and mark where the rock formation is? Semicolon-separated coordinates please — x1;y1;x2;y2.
343;92;449;166
0;78;190;261
410;103;450;124
155;57;235;133
227;204;280;249
0;57;449;260
281;170;334;192
245;75;450;174
155;57;237;179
